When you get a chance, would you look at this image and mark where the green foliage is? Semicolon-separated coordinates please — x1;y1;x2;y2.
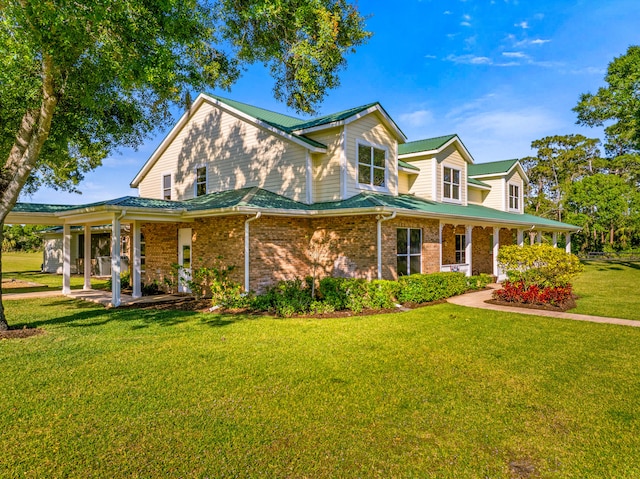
141;280;160;296
105;271;130;291
497;244;583;287
396;272;468;304
317;277;398;313
465;273;494;291
2;224;46;252
252;279;313;317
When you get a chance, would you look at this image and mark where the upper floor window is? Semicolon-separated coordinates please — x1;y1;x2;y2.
397;228;422;276
162;174;172;200
195;166;207;197
443;166;460;201
509;184;520;210
357;142;387;190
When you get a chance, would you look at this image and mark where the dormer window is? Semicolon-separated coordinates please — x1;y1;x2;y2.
509;184;520;211
357;141;387;190
443;166;460;201
162;174;172;200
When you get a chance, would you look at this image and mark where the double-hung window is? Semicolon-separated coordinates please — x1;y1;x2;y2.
455;233;466;264
195;166;207;197
509;184;520;211
397;228;422;276
162;174;172;200
357;142;387;189
443;166;461;201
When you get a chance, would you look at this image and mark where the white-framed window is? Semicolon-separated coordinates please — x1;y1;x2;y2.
443;166;461;201
455;233;466;264
162;174;172;200
357;141;387;190
397;228;422;276
509;183;520;211
195;166;207;197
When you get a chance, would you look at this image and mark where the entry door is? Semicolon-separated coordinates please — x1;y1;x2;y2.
178;228;192;293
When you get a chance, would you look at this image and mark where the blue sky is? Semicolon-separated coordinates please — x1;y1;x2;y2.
26;0;640;205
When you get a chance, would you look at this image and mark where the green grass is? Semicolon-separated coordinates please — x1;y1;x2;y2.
572;260;640;320
2;251;107;292
2;298;640;478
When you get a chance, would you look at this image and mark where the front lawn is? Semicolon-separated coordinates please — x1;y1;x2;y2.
1;298;639;478
572;260;640;320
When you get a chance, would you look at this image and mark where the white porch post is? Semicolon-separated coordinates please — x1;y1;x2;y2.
552;232;558;248
132;221;142;299
465;225;473;277
62;223;71;294
111;214;121;307
493;226;500;278
438;222;443;271
536;231;542;244
517;229;524;247
83;225;92;290
565;233;572;253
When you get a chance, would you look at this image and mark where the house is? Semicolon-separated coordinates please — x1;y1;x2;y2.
9;94;579;306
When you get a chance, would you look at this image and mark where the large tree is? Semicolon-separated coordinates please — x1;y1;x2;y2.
574;45;640;185
521;134;601;221
0;0;370;330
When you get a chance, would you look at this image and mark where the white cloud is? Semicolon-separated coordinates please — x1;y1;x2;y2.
446;54;492;65
515;21;529;29
424;54;437;59
530;38;551;45
502;51;527;58
399;109;435;128
460;21;471;27
443;10;452;15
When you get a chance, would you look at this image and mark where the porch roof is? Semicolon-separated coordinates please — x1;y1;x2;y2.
10;188;579;231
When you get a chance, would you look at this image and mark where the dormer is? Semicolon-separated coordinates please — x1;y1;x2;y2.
398;135;474;206
467;159;528;213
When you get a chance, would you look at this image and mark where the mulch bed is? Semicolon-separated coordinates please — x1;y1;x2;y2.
485;295;577;312
0;327;45;340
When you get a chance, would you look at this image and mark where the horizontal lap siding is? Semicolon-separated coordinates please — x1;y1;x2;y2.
436;145;468;205
506;169;524;214
346;114;398;198
406;157;434;200
138;102;309;202
479;178;505;211
308;127;343;202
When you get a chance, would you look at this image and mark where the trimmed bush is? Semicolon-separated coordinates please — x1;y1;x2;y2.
498;244;583;287
493;281;572;306
318;278;398;313
397;272;468;304
251;279;313;317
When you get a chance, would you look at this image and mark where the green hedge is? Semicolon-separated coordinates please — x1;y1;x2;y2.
247;272;490;317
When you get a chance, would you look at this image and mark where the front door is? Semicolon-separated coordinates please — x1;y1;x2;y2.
178;228;192;293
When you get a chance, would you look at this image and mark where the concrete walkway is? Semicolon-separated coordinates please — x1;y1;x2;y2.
447;284;640;328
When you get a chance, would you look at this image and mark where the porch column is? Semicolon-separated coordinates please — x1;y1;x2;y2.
438;222;443;271
552;232;558;248
492;226;500;278
536;231;542;244
83;224;92;290
565;233;572;253
465;225;473;277
111;214;121;307
62;223;71;294
517;229;524;247
132;221;142;299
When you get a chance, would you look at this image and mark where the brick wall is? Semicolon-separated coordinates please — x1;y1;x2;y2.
472;226;493;275
142;222;179;286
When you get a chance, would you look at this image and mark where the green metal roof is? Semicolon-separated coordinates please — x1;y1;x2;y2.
398;134;457;155
468;159;519;177
398;160;420;172
11;203;79;213
468;177;491;188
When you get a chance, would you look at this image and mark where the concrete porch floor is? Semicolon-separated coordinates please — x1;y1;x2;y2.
3;288;191;308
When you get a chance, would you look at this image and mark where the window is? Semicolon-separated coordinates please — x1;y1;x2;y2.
455;233;466;264
163;174;172;200
357;143;386;189
509;184;520;210
443;167;460;200
195;166;207;197
397;228;422;276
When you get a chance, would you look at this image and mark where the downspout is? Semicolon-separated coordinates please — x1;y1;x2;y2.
377;211;397;280
244;212;262;292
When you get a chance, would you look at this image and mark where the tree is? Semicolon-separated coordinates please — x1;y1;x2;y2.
521;134;601;221
0;0;371;330
565;174;640;252
574;45;640;185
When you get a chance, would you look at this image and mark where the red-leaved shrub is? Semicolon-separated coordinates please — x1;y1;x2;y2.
493;281;572;306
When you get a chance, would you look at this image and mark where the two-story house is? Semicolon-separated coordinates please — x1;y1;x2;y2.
10;94;579;307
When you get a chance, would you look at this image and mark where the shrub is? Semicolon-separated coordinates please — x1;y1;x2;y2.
397;272;468;304
466;274;493;291
318;278;397;313
251;279;313;317
498;244;583;287
105;271;130;290
493;281;572;306
141;280;160;296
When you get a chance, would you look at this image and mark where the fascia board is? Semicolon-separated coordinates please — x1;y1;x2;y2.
398;136;475;164
4;212;66;225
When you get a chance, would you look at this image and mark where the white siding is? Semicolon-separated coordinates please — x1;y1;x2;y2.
138;102;309;202
479;178;504;210
406;157;434;200
506;168;525;213
345;113;398;198
435;144;468;205
467;187;485;205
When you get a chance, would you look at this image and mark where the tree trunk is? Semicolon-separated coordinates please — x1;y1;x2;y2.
0;226;7;331
610;225;615;245
0;55;59;330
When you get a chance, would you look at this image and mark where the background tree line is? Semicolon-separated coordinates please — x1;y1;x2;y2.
521;45;640;253
2;224;45;252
